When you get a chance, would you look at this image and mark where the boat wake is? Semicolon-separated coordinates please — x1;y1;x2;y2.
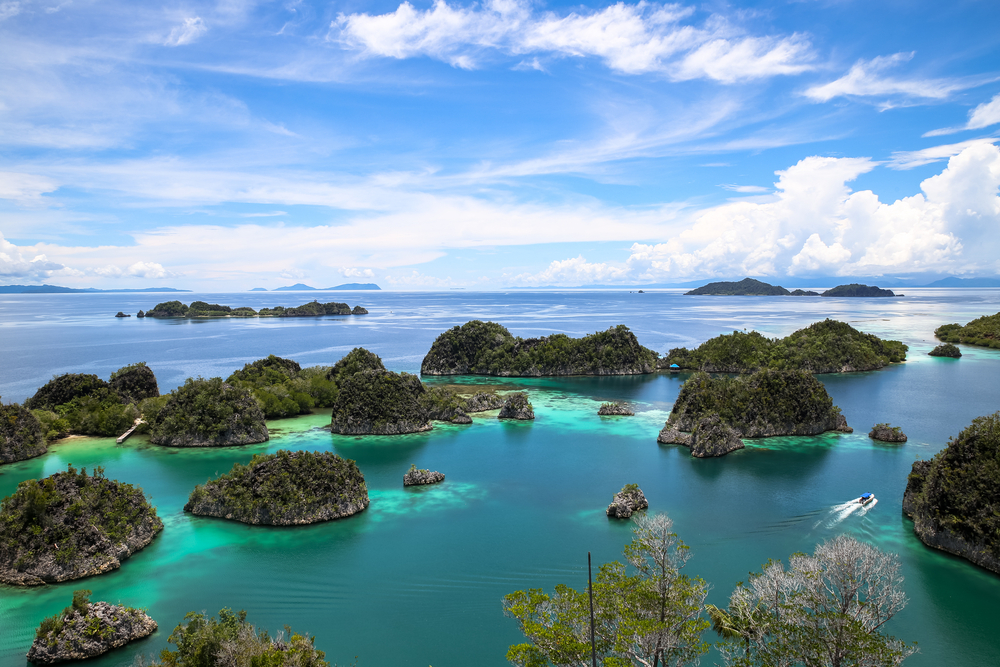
815;497;878;529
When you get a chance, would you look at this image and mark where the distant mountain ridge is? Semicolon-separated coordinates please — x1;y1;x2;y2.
271;283;381;291
0;284;190;294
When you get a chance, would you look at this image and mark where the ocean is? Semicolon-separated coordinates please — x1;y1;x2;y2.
1;289;999;666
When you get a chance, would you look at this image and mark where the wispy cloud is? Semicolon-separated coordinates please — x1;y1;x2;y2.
886;137;1000;169
164;17;207;47
924;92;1000;137
720;184;769;193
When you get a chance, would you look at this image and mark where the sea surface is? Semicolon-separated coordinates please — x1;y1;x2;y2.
1;289;999;666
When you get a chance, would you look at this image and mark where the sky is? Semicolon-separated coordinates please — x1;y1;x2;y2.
1;0;999;291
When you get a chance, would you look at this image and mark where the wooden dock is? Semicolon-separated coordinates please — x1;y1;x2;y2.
116;418;145;444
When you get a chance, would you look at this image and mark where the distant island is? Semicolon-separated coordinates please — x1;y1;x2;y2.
684;277;897;297
271;282;381;291
923;277;1000;288
935;312;1000;349
0;284;189;293
140;299;368;318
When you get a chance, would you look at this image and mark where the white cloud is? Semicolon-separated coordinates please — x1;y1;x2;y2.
805;53;971;104
924;93;1000;137
165;17;207;47
508;255;631;286
333;0;814;82
887;137;1000;170
92;261;174;279
0;2;21;21
721;184;769;193
0;232;65;278
0;171;58;203
340;267;376;278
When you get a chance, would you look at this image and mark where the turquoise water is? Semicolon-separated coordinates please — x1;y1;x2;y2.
2;290;1000;666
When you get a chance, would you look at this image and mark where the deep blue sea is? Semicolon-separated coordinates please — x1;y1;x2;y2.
1;289;999;666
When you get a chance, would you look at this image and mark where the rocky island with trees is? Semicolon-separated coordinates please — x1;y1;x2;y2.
146;377;269;447
140;299;368;319
0;465;163;586
935;312;1000;349
903;411;1000;574
420;320;658;376
684;277;898;297
929;342;962;357
659;319;908;374
0;402;47;464
185;450;368;525
658;369;851;457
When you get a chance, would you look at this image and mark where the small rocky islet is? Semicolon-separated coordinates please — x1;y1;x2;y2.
869;423;907;443
404;464;445;486
185;450;368;525
598;401;634;416
0;465;163;586
606;484;648;519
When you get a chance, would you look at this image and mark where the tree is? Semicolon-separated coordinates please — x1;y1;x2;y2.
503;513;709;667
707;535;915;667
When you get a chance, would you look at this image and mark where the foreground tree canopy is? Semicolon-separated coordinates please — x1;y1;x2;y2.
661;319;907;374
707;535;914;667
503;513;710;667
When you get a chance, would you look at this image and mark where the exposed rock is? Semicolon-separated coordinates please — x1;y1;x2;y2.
0;466;162;586
420;320;658;376
869;423;907;442
929;343;962;358
498;392;534;420
0;403;47;464
331;369;432;435
822;283;897;297
352;305;368;315
114;312;130;318
463;391;505;412
903;412;1000;574
606;484;648;519
835;414;854;433
108;362;159;404
27;597;157;664
419;385;472;423
136;310;144;318
403;465;445;486
185;450;368;525
656;424;691;446
149;377;268;447
689;415;745;458
598;402;634;416
450;412;472;424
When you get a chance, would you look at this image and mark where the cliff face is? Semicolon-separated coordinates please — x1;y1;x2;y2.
0;467;163;586
463;391;504;412
903;413;1000;574
606;485;648;519
331;370;432;435
27;600;157;664
420;321;658;377
0;403;47;464
666;369;850;439
149;377;268;447
498;392;534;420
689;416;745;458
185;450;368;525
404;467;445;486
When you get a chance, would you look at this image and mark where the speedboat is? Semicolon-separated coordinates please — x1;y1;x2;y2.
858;492;875;505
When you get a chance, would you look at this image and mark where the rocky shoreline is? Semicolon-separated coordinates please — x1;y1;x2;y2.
404;466;445;486
27;598;157;664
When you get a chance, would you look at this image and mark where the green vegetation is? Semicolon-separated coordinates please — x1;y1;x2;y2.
421;321;658;376
225;355;339;420
667;369;846;437
185;450;368;525
662;319;907;373
148;609;328;667
109;362;160;404
708;535;914;666
24;374;110;411
685;277;790;295
822;283;897;297
331;369;431;435
790;288;820;296
149;377;268;447
904;412;1000;572
146;300;189;317
144;300;364;319
928;343;962;357
504;513;709;666
0;465;162;585
935;312;1000;349
31;409;70;442
0;402;47;464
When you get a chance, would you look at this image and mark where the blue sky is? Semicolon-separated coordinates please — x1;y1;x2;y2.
1;0;999;290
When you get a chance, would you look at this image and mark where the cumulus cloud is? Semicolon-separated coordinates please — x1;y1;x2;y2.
333;0;814;82
924;92;1000;137
340;267;376;278
0;232;65;278
165;17;207;46
805;53;971;104
92;261;174;279
508;255;630;286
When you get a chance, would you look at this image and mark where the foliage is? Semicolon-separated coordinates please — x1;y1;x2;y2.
422;321;658;376
327;348;386;384
935;312;1000;349
225;355;338;420
663;319;907;374
904;411;1000;560
148;301;189;317
149;608;328;667
873;423;903;436
927;343;961;357
418;385;468;421
25;374;111;411
668;369;840;437
503;513;709;667
1;402;47;462
148;377;266;446
821;284;897;297
56;387;139;437
330;369;429;434
259;301;352;317
685;278;790;296
109;362;160;404
185;450;367;524
31;409;70;442
707;535;915;667
0;465;162;575
187;301;257;317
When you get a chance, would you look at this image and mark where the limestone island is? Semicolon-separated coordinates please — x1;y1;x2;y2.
659;319;907;374
147;377;268;447
658;369;851;457
185;450;368;525
420;320;657;376
141;299;368;319
462;391;505;412
27;590;157;664
498;392;534;420
598;401;634;416
404;464;445;486
0;465;163;586
935;312;1000;349
821;283;897;297
929;343;962;358
869;423;907;443
903;412;1000;574
685;278;792;296
1;402;47;464
23;363;159;441
660;414;746;458
606;484;648;519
